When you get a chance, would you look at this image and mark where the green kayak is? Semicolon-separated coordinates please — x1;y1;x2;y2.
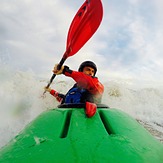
0;104;163;163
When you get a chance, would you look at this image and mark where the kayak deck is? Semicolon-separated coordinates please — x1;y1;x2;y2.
0;108;163;162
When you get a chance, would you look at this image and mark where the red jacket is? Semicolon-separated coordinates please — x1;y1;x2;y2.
64;70;104;96
50;69;104;104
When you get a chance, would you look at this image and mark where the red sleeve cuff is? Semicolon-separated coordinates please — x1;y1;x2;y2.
50;89;56;95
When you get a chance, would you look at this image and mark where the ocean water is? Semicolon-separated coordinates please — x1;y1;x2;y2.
0;66;163;148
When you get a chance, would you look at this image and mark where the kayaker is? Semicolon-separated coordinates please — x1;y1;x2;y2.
44;61;104;117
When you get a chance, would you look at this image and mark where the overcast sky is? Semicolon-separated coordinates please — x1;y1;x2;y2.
1;0;163;81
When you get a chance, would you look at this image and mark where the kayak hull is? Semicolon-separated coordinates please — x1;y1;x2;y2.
0;108;163;162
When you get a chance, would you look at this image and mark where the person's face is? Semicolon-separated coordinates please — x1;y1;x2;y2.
83;66;95;76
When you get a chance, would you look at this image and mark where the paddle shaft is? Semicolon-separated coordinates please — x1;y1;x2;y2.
44;57;66;94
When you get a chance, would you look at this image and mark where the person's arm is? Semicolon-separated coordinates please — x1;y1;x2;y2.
63;67;104;95
52;64;104;95
50;90;64;102
44;87;64;102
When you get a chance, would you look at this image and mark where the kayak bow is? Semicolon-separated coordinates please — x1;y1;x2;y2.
0;106;163;162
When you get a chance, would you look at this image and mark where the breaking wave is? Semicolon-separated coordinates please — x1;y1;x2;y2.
0;65;163;147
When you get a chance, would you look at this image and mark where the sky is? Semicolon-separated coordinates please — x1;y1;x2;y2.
1;0;163;82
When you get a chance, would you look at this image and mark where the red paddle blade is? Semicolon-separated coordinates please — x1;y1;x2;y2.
63;0;103;59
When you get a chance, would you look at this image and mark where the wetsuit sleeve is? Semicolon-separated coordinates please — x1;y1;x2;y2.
50;90;65;103
63;68;104;95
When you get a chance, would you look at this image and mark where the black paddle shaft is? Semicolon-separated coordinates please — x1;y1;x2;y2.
44;57;66;92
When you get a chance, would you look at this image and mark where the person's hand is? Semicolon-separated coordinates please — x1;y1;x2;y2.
53;64;64;75
44;87;52;92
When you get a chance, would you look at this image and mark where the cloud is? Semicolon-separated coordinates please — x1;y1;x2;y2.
0;0;73;70
1;0;163;81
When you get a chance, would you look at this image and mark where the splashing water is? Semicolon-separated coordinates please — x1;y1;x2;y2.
0;65;163;148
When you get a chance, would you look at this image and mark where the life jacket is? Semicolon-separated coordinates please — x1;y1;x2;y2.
62;84;94;104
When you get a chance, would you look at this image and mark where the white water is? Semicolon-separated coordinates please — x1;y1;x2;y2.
0;65;163;148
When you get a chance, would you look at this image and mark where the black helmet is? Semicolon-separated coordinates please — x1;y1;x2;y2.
78;61;97;76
